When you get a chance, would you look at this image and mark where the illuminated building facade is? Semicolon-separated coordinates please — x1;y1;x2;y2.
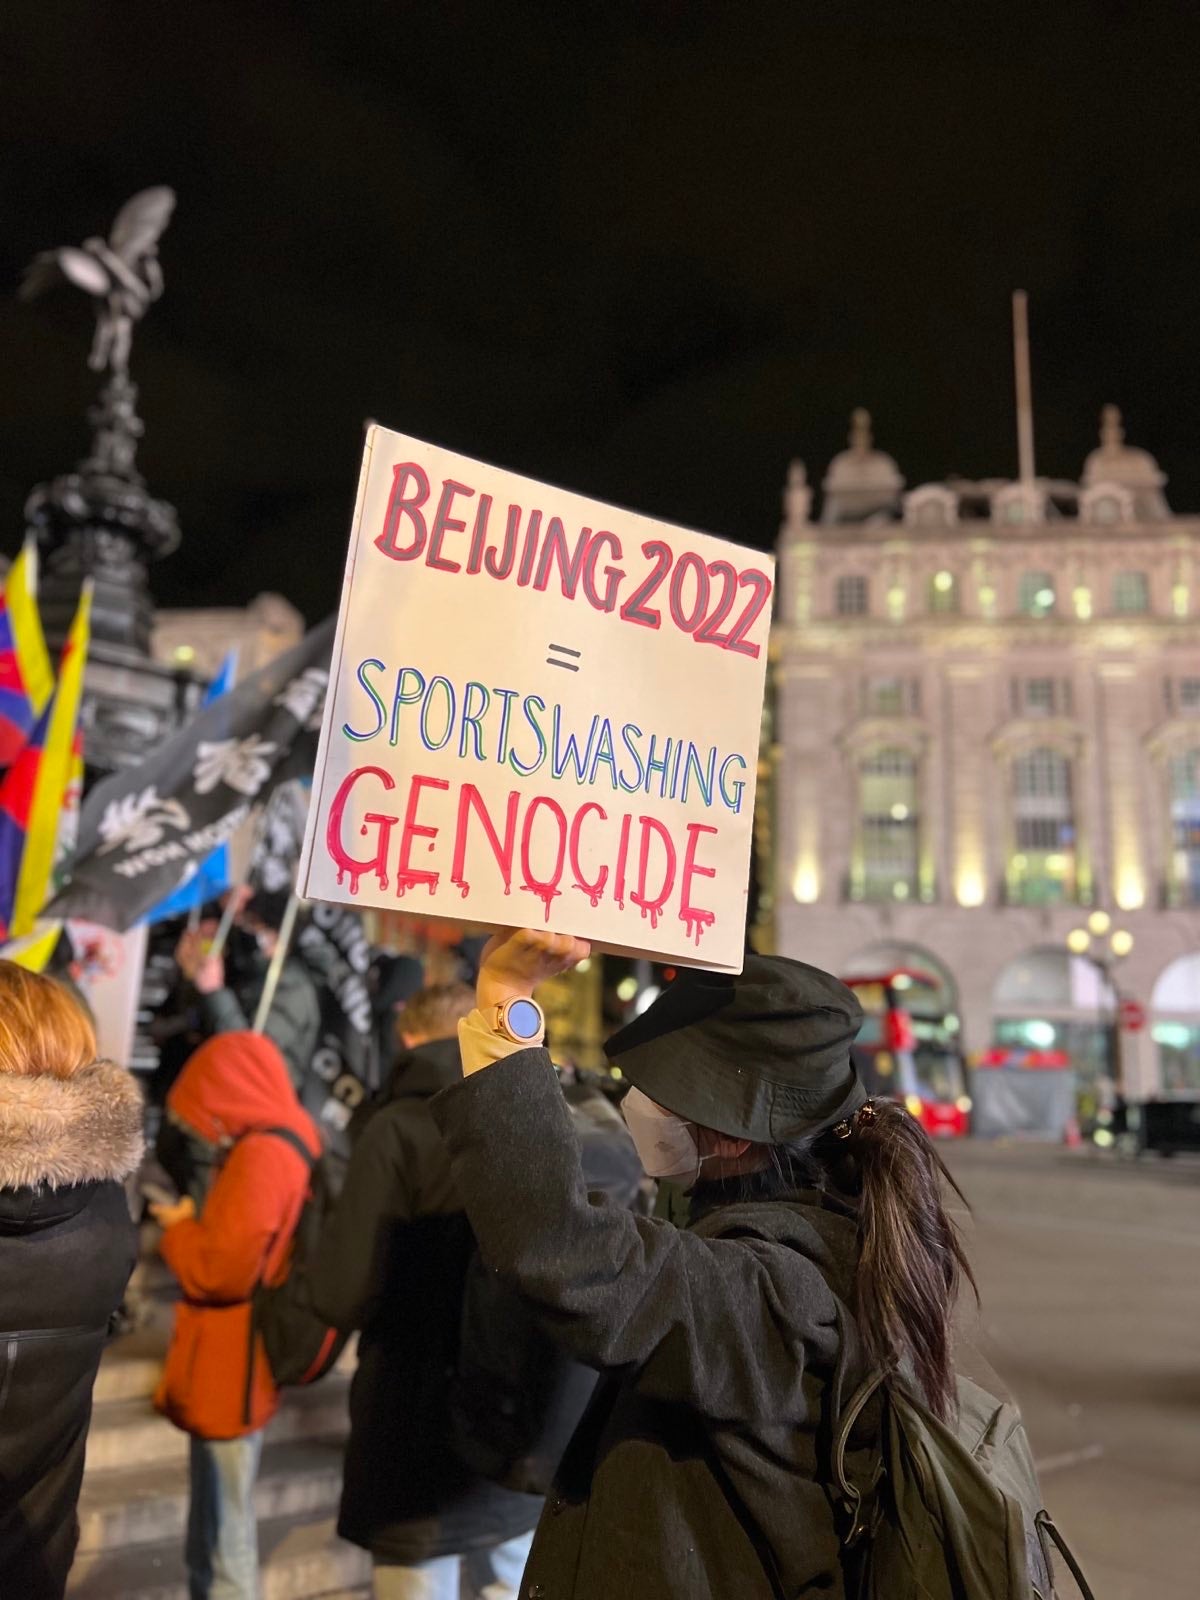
770;407;1200;1099
152;591;305;679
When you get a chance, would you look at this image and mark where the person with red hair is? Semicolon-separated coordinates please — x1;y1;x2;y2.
0;959;143;1599
152;1030;321;1600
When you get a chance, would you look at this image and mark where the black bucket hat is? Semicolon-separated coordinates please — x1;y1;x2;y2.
605;954;866;1144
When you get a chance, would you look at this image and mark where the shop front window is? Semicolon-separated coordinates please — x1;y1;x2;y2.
1151;954;1200;1094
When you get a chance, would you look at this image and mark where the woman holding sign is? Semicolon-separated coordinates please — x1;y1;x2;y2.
429;929;978;1599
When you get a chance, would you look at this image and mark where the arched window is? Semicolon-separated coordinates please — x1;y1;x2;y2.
1091;495;1123;524
928;571;958;614
859;748;918;901
1168;751;1200;907
991;947;1115;1091
1018;572;1056;618
1009;747;1076;904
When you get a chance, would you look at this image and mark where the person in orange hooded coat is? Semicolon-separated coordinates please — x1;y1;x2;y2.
152;1031;321;1600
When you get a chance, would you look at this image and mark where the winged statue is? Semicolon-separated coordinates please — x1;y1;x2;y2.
20;187;176;375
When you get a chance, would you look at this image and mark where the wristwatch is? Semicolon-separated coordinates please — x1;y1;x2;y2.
489;995;546;1046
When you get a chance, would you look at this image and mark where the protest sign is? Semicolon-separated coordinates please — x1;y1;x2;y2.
299;426;773;971
66;920;149;1067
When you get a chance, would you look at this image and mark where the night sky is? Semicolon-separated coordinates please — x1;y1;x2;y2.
2;1;1199;623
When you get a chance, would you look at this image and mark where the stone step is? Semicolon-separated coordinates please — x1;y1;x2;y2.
68;1512;371;1599
94;1329;357;1406
86;1382;350;1473
93;1320;175;1406
78;1435;346;1554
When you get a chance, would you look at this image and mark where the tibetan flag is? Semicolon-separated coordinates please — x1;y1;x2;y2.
0;585;92;940
53;728;86;882
0;545;53;770
0;923;61;974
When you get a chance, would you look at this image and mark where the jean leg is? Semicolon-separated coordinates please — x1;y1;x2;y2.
372;1554;462;1600
464;1530;534;1599
186;1432;263;1600
186;1436;219;1600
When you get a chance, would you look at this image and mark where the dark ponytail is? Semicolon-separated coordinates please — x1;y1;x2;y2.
847;1099;976;1419
690;1098;977;1419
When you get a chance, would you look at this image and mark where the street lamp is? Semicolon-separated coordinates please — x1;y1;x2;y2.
1065;917;1134;1096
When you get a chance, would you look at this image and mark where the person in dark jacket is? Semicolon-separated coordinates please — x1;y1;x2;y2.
0;960;142;1600
167;889;321;1203
367;952;424;1085
175;887;320;1087
311;982;542;1599
429;929;978;1600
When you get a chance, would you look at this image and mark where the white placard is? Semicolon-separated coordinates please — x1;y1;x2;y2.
67;920;149;1068
299;426;774;971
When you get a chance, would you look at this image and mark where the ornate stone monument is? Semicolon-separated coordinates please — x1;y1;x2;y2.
20;187;200;774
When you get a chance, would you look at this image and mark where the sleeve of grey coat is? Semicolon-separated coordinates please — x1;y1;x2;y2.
432;1050;840;1424
200;986;251;1035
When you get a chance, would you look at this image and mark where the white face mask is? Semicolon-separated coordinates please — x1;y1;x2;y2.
622;1087;704;1181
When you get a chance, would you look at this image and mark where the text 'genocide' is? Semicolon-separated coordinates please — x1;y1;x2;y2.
324;767;724;946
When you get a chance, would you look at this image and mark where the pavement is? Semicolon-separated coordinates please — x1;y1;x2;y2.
942;1139;1200;1600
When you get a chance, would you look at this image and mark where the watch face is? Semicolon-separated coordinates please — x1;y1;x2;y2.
506;997;543;1040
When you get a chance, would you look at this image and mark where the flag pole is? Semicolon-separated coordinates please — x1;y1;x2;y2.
207;857;253;962
252;891;302;1034
1012;290;1036;487
205;787;276;960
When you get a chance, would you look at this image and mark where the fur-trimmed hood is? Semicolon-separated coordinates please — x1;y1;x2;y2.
0;1061;144;1190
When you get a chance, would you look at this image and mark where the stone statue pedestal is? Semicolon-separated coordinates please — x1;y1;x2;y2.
25;373;201;774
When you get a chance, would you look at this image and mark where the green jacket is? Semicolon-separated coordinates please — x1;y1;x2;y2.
433;1049;879;1600
201;955;320;1087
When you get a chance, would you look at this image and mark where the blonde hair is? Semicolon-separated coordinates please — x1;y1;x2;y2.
0;961;97;1079
397;982;475;1044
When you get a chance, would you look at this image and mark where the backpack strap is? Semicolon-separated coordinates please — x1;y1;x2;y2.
238;1125;317;1428
1036;1513;1096;1600
246;1125;318;1171
832;1369;889;1547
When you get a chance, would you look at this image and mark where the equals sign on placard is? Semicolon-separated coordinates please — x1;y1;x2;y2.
546;644;582;672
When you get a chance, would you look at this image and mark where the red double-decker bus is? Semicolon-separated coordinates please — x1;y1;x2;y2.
842;967;972;1138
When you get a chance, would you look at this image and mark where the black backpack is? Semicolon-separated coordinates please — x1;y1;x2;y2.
448;1096;644;1496
247;1127;349;1396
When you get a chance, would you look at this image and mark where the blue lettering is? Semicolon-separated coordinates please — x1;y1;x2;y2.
552;707;599;782
390;667;425;745
419;676;456;752
343;658;387;741
681;743;716;808
459;681;491;761
509;695;548;776
644;734;674;800
493;687;519;763
588;718;618;789
719;752;748;815
618;723;645;794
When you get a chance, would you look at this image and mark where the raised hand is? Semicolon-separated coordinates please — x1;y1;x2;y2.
476;928;592;1011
